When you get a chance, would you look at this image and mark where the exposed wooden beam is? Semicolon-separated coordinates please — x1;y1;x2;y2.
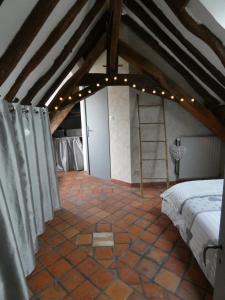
118;40;225;143
21;0;105;105
56;85;106;111
48;34;107;110
123;15;219;108
5;0;88;101
55;73;159;108
0;0;59;85
50;103;76;134
165;0;225;69
107;0;123;74
79;73;158;87
140;0;225;88
125;0;225;102
38;13;108;107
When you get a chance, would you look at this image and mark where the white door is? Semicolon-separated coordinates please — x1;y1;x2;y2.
85;88;111;180
214;173;225;299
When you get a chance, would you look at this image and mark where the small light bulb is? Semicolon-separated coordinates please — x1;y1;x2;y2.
153;90;156;94
78;93;82;97
161;91;165;95
54;106;58;110
105;77;109;82
59;97;63;101
170;95;174;100
180;98;184;102
96;83;100;87
88;90;92;94
114;76;117;80
132;84;136;88
68;96;72;100
142;88;146;92
124;78;128;82
191;98;195;102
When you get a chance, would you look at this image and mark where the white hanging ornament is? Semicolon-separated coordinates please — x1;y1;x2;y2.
170;144;186;161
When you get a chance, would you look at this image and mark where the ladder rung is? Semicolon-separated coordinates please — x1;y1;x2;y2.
142;158;165;161
141;140;166;143
143;177;167;180
140;122;164;125
138;104;163;107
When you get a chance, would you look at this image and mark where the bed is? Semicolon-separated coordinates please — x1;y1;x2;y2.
161;179;223;286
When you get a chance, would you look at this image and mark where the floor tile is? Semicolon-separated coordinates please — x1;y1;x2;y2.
114;233;131;244
77;257;100;276
147;247;168;264
136;258;159;279
154;268;181;293
177;279;205;300
37;282;66;299
66;248;88;266
96;223;112;232
91;269;114;289
119;267;141;285
95;247;113;260
71;280;100;300
59;269;85;292
143;283;166;299
48;258;72;277
27;172;213;300
28;270;53;293
119;250;140;268
76;233;92;245
105;279;132;300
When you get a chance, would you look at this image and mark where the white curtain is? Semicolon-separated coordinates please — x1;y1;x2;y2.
54;137;84;171
0;100;60;300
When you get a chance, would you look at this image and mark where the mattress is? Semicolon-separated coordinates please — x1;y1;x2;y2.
161;179;223;286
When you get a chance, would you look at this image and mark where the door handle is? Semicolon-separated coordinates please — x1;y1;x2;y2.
203;245;222;265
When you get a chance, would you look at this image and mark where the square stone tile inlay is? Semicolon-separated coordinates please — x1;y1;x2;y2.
92;232;114;247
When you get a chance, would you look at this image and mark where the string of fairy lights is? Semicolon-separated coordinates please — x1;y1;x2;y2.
53;76;195;110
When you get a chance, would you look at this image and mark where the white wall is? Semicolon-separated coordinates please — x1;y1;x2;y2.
80;100;89;172
129;89;215;183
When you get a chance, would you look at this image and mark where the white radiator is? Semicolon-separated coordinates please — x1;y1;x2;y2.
178;136;221;179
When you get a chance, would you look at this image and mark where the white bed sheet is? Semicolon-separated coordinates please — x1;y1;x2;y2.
161;179;223;286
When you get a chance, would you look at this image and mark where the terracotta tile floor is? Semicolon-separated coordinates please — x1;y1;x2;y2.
28;171;213;300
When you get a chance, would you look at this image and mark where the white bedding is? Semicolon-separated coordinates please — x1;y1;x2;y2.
161;179;223;286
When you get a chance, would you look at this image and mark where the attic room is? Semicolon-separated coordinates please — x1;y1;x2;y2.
0;0;225;299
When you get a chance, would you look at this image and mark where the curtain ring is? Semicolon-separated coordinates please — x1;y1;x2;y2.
9;106;15;112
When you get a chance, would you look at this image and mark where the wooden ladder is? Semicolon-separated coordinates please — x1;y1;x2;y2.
136;94;169;197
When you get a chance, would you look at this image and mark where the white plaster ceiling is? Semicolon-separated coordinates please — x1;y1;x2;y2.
0;0;107;105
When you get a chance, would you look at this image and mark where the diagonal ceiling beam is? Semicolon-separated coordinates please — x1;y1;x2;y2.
0;0;59;85
125;0;225;102
48;34;107;111
140;0;225;88
21;0;106;105
118;39;225;143
5;0;88;102
165;0;225;69
50;103;77;134
107;0;123;74
122;15;219;108
38;12;108;107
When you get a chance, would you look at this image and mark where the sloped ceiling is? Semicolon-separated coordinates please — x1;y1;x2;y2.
0;0;225;139
0;0;106;104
